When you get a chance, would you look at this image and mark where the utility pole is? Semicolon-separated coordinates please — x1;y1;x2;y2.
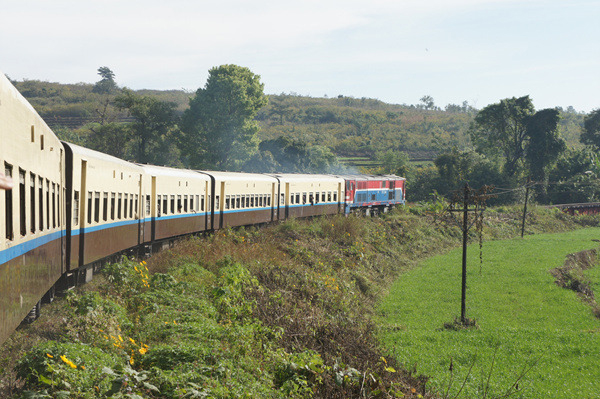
521;178;531;238
448;184;490;325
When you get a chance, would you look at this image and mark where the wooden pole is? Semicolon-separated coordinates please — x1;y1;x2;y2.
461;184;469;324
521;179;530;238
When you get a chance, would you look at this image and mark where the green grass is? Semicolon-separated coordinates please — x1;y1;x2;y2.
379;228;600;398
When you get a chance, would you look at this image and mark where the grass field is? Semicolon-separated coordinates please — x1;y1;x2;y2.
379;228;600;398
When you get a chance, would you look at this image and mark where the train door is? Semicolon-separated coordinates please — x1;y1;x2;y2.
150;176;156;242
78;160;88;267
389;180;395;201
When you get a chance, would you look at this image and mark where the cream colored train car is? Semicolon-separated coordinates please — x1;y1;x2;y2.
204;171;279;229
63;142;144;277
139;164;211;243
0;72;65;343
271;174;345;219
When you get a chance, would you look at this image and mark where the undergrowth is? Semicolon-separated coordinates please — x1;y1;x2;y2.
0;204;598;398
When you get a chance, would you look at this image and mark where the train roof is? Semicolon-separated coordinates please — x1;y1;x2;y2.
138;164;210;180
63;142;143;170
268;173;344;183
199;171;278;183
336;174;405;181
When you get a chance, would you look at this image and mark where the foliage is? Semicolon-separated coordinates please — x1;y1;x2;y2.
92;67;118;95
181;64;268;170
114;90;181;165
580;109;600;149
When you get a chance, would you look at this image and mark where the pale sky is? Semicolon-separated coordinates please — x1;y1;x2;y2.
1;0;598;112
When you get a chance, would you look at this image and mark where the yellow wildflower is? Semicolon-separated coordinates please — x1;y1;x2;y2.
60;355;77;369
139;347;148;355
129;338;136;345
46;353;53;358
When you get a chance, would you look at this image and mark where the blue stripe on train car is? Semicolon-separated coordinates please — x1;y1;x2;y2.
0;230;64;264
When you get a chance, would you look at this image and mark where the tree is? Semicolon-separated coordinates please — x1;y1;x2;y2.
115;90;179;164
420;95;436;110
92;66;118;94
181;65;268;170
470;96;535;178
524;109;565;201
580;109;600;149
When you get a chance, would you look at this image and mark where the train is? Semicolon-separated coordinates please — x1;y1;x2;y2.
0;72;405;345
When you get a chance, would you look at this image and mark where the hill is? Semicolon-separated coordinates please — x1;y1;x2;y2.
10;79;586;166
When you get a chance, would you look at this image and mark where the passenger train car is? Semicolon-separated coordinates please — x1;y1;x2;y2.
0;72;405;345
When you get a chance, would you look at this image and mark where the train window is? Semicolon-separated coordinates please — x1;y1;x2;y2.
163;195;168;215
38;177;44;231
268;195;271;207
87;191;93;224
295;194;300;204
45;180;50;230
302;193;306;204
244;195;248;208
124;194;129;219
118;193;122;219
201;195;204;212
94;192;100;223
250;195;254;208
170;195;175;214
309;193;314;205
111;193;116;220
290;193;294;205
280;193;284;205
371;194;376;201
4;163;13;240
194;195;199;212
382;181;387;188
322;192;326;202
177;195;182;213
19;170;26;236
52;184;56;228
215;196;220;211
333;192;337;202
130;195;134;218
103;193;108;221
259;195;263;207
146;195;150;216
328;192;332;202
184;195;188;212
30;174;36;233
133;195;137;218
157;196;162;216
236;195;240;209
189;195;194;212
73;191;79;225
315;192;320;203
225;195;230;210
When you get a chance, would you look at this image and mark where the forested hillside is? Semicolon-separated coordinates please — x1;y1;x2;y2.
8;66;599;205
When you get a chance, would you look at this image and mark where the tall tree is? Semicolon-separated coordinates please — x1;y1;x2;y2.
92;66;118;94
181;65;268;170
115;90;179;164
580;109;600;149
470;96;535;178
524;108;565;201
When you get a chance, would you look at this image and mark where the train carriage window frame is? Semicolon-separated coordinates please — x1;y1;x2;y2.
170;195;175;214
38;176;44;231
52;183;56;229
225;195;230;210
21;169;28;236
94;192;100;223
45;179;50;230
157;195;162;217
189;195;194;213
130;195;134;218
215;195;220;211
295;193;300;204
201;195;204;212
177;195;182;213
302;193;306;204
30;173;36;234
123;193;129;220
73;191;79;226
315;192;320;203
103;193;108;221
134;195;138;218
333;192;337;202
110;193;115;220
4;163;14;240
236;195;240;209
184;195;188;212
87;191;93;224
163;195;168;215
118;193;122;219
280;193;284;206
322;192;326;203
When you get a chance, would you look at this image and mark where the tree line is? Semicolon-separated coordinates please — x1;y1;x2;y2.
377;96;600;205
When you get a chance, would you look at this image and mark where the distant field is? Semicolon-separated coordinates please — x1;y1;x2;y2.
379;228;600;398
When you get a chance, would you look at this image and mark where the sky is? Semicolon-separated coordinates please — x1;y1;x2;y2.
0;0;598;112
